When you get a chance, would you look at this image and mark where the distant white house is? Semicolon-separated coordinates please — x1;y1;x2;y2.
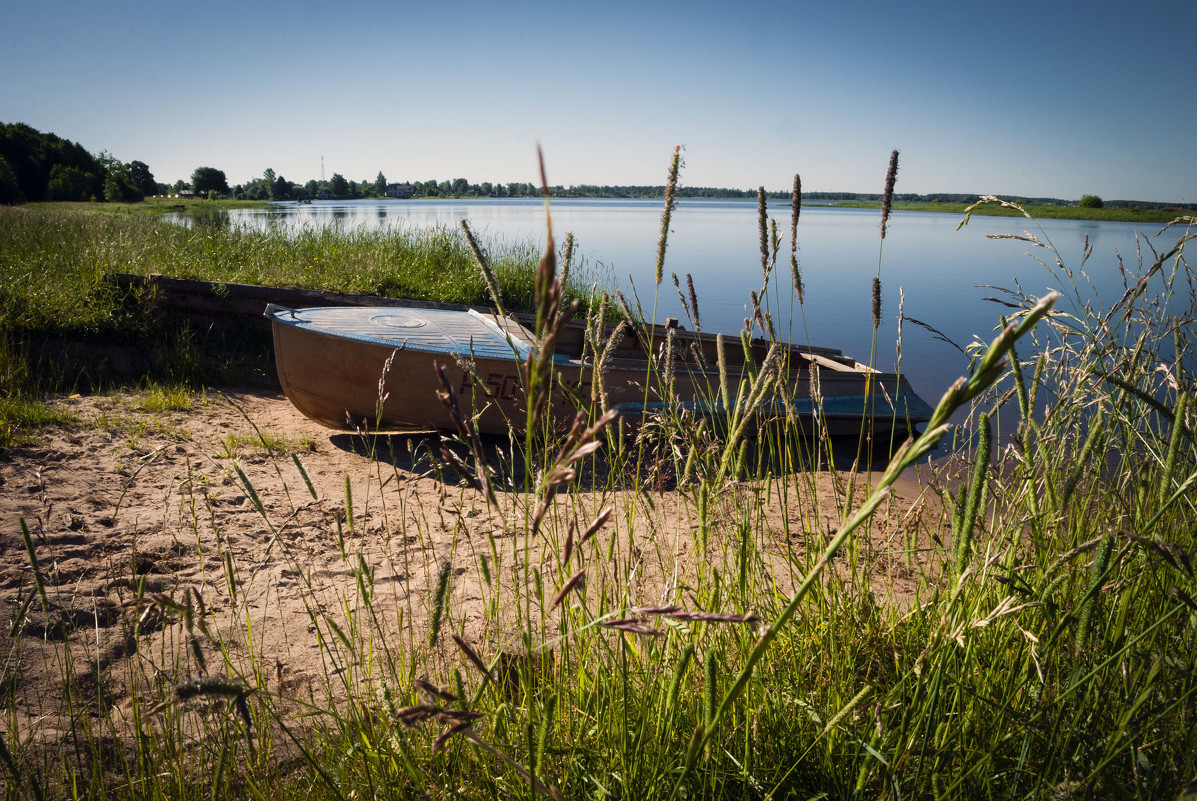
385;182;414;199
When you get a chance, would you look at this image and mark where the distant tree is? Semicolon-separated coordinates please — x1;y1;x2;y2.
191;166;229;196
304;179;319;197
374;171;386;196
329;173;349;198
1079;194;1104;208
235;180;260;200
274;173;291;200
96;153;143;202
172;179;187;194
263;168;277;200
451;178;469;196
48;164;98;201
0;155;24;203
128;160;157;196
102;176;119;203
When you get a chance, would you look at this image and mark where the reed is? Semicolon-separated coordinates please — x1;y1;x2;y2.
654;146;681;286
2;161;1195;801
790;174;804;306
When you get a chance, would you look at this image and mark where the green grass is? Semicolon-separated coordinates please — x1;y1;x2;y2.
29;197;272;215
215;429;316;458
0;203;596;443
0;204;569;330
833;199;1192;224
2;182;1196;799
0;203;599;330
137;383;195;413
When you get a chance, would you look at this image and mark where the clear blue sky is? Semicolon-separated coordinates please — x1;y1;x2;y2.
3;0;1194;202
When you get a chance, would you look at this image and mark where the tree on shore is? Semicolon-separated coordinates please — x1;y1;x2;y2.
191;167;230;196
98;153;144;202
1079;194;1104;208
329;173;349;198
129;161;157;197
47;164;98;202
0;156;20;203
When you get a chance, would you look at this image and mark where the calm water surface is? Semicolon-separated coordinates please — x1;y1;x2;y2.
212;198;1181;418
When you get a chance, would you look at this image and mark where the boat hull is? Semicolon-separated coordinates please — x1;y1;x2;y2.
266;305;933;439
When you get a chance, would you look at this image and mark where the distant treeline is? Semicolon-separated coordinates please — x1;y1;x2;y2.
3;121;1193;212
0;122;165;204
252;177;1195;212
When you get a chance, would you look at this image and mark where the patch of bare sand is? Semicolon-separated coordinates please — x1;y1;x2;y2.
0;387;945;761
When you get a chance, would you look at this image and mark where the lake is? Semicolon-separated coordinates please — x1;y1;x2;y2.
197;197;1184;430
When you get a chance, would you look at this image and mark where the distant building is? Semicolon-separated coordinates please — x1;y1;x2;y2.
317;189;331;200
385;182;414;199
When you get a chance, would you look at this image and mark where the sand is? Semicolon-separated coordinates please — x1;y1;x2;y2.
1;387;943;759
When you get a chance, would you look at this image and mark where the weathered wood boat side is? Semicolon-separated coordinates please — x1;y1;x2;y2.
265;304;933;438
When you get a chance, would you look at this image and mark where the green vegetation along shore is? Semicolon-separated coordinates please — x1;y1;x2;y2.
0;203;588;444
8;120;1196;220
1;188;1195;799
831;199;1190;224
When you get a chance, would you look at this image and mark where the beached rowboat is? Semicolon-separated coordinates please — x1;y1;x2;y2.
265;303;933;438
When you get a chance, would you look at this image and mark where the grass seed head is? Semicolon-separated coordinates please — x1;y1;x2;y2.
881;149;900;239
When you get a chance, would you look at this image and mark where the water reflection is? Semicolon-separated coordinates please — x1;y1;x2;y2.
170;207;231;229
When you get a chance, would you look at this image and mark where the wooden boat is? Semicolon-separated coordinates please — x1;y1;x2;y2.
265;303;933;439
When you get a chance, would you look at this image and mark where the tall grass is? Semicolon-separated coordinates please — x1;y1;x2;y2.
0;204;591;445
0;205;573;335
2;173;1196;800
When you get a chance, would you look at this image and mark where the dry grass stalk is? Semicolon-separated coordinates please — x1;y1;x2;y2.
873;276;882;329
550;569;586;609
655;145;682;285
791;173;804;304
434;361;498;506
462;218;504;313
758;187;769;278
880;149;899;239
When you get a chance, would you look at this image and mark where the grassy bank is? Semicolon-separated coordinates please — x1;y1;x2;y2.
28;197;273;216
0;204;589;444
0;204;559;320
832;199;1190;224
2;178;1196;799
